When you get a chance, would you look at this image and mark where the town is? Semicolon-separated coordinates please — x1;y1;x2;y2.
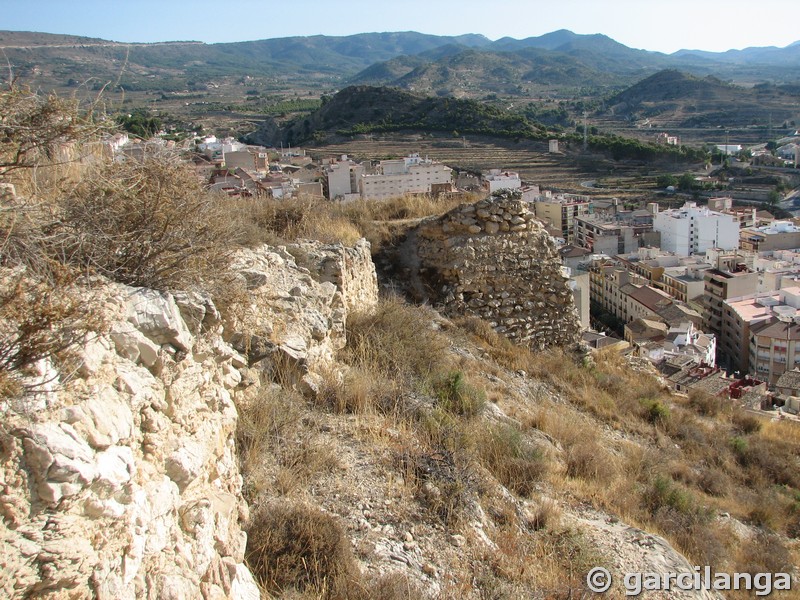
101;126;800;420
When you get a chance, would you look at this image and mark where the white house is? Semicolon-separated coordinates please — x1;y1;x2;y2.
482;169;522;193
653;202;739;255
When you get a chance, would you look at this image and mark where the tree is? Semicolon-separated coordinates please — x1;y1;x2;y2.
766;189;781;209
116;108;162;138
656;174;678;188
678;173;696;191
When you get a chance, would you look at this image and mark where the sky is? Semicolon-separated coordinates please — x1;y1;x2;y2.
2;0;799;54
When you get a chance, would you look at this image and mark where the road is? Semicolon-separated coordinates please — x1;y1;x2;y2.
778;186;800;215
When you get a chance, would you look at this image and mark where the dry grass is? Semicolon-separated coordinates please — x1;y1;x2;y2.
343;297;451;389
475;423;549;498
228;192;474;253
236;386;338;500
477;523;604;599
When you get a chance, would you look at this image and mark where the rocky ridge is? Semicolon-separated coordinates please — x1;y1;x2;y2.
0;239;378;599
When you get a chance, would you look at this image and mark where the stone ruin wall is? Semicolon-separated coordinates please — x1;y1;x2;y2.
412;195;581;350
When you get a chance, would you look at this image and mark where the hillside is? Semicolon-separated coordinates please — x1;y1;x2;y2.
270;86;708;165
0;86;798;599
278;85;546;146
0;30;491;92
605;69;800;128
3;29;800;99
351;47;619;96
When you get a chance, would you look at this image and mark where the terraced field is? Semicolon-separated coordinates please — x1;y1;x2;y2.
305;134;659;195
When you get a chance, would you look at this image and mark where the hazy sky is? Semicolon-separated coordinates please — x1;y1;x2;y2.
3;0;799;54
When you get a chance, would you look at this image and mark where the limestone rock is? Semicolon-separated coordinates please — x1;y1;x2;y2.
1;237;382;599
124;287;194;352
110;322;160;367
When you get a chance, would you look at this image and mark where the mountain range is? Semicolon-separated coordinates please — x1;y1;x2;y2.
1;29;799;95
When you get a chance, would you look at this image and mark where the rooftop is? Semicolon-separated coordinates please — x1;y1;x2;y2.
750;318;800;341
742;221;800;235
776;368;800;390
627;285;673;312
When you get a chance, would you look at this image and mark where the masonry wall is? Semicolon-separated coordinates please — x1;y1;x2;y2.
410;194;581;350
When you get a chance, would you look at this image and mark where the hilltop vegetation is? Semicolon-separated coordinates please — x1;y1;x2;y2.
281;86;546;145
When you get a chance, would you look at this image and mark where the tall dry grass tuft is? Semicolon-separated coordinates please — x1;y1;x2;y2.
246;502;361;599
343;297;451;387
475;423;549;497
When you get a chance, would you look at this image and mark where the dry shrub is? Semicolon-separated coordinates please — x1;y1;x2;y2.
696;467;729;497
688;389;728;417
402;445;475;526
487;525;602;598
731;410;763;435
315;365;404;416
543;414;617;482
343;297;450;386
476;423;549;497
734;531;794;578
0;85;108;402
563;437;616;481
362;573;426;600
0;84;103;188
735;435;799;489
527;498;562;531
642;475;723;565
246;503;361;598
0;266;102;400
58;153;236;292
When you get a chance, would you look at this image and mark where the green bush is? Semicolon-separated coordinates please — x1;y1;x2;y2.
642;399;671;425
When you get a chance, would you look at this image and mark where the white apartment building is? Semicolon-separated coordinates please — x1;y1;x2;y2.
324;155;364;201
653;202;739;255
360;153;452;200
198;136;246;161
482;169;522;193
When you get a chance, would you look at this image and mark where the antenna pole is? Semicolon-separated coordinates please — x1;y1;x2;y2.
583;111;588;152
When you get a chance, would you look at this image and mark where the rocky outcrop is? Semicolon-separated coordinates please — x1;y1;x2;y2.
0;240;379;599
226;239;378;393
404;193;580;349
